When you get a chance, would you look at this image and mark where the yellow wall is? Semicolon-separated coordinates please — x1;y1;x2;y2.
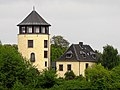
18;34;50;71
56;61;95;77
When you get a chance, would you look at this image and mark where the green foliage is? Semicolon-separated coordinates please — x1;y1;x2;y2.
51;35;69;61
1;44;120;89
101;45;120;69
85;64;112;89
51;44;67;61
50;79;91;90
0;45;39;89
51;35;69;47
38;69;57;88
64;70;76;80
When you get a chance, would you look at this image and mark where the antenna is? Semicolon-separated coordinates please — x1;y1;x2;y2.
33;6;35;11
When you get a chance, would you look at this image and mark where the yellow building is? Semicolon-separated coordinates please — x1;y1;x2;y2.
56;42;97;77
17;8;51;71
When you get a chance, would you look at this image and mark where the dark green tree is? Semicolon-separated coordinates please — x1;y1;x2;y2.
37;69;57;88
101;45;120;69
64;70;76;80
0;45;39;89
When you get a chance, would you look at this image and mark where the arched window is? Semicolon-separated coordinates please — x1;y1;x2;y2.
30;53;35;62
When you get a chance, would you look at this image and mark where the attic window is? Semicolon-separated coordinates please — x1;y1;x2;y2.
80;51;86;58
66;51;73;58
90;52;95;55
90;52;96;59
92;54;96;59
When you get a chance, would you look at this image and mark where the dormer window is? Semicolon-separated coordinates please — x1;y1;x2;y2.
27;26;32;33
82;53;86;58
92;54;96;59
66;51;73;58
80;51;86;58
41;26;45;33
90;52;96;59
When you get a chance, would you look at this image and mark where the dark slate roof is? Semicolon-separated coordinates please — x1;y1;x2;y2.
57;42;97;62
17;10;51;26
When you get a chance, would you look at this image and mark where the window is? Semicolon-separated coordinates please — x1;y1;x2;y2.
44;40;48;48
41;26;45;33
34;26;39;33
59;64;63;71
86;63;89;69
21;26;25;33
45;61;47;67
46;27;49;34
27;26;32;33
66;51;73;58
67;64;71;71
30;53;35;62
66;54;72;58
44;51;48;58
80;51;86;58
28;40;33;48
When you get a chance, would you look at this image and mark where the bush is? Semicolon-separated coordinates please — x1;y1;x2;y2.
64;70;76;80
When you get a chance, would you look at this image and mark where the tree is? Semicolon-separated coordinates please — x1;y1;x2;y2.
110;65;120;89
51;44;67;61
64;70;76;80
85;64;112;89
51;35;70;61
0;45;39;89
51;35;69;47
101;45;120;69
37;69;57;88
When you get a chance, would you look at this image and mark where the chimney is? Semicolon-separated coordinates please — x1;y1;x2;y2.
79;42;83;47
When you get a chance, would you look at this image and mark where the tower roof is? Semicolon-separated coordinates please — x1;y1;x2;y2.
17;9;51;26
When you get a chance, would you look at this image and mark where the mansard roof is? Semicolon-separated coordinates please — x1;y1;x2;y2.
17;10;51;26
57;42;97;62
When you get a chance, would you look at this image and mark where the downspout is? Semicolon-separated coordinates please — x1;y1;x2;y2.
48;34;50;70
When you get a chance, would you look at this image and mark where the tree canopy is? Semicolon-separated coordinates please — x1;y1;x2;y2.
0;45;57;89
51;35;69;61
99;45;120;69
51;35;69;47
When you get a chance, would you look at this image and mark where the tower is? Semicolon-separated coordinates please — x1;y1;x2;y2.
17;8;51;71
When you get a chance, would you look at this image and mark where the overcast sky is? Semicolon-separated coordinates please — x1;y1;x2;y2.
0;0;120;52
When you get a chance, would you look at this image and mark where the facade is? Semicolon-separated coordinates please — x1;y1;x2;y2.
56;42;97;77
17;8;51;71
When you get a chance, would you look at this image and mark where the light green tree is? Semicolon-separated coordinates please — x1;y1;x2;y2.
85;64;112;89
